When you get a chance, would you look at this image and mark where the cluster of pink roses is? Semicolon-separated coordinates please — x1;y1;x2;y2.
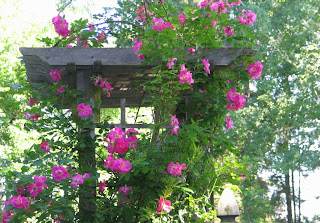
152;17;174;31
238;10;257;26
136;5;154;22
133;38;145;60
2;210;14;222
52;14;71;38
2;175;48;220
105;127;139;154
202;59;211;74
94;77;113;97
27;175;48;198
198;0;240;14
52;166;88;188
224;88;246;130
225;116;234;131
103;127;138;174
169;114;180;135
104;155;132;174
226;88;246;111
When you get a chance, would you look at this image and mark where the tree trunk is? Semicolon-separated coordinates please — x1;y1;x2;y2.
285;173;293;223
291;170;296;223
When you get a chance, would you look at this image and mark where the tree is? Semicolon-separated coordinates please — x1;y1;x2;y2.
233;0;320;222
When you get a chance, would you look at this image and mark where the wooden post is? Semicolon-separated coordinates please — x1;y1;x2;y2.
120;98;126;131
76;68;97;222
217;188;240;223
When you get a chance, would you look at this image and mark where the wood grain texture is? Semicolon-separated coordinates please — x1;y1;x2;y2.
20;47;253;108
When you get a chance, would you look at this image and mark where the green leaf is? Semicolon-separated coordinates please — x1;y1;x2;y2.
141;166;150;174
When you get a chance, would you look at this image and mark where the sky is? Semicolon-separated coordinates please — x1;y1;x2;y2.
1;0;319;220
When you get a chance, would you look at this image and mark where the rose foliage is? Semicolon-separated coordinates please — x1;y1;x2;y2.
2;0;263;222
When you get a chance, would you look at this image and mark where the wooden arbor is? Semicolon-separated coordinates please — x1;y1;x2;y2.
20;47;252;221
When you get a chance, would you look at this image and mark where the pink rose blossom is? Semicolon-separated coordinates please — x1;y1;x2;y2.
77;103;92;118
52;14;71;38
118;185;132;196
126;128;139;150
27;182;43;197
40;142;50;152
35;175;48;188
133;38;143;55
137;53;145;60
167;162;187;176
226;88;238;102
157;197;171;214
70;174;84;188
152;17;165;31
114;138;130;154
56;86;65;94
16;185;25;195
99;180;107;192
189;48;195;54
202;59;211;74
158;0;164;3
88;22;94;31
224;26;234;36
225;117;234;130
211;20;217;26
248;61;263;80
105;127;138;154
118;185;132;204
66;44;72;48
210;0;227;14
226;0;241;8
179;14;186;24
83;173;90;179
52;166;70;182
98;33;106;44
24;112;41;121
240;174;246;180
27;98;36;106
178;64;194;85
226;88;246;111
238;10;257;25
166;57;177;69
257;40;261;45
50;70;62;82
104;155;115;170
11;195;30;210
82;41;88;48
169;114;180;135
2;210;13;223
113;158;132;174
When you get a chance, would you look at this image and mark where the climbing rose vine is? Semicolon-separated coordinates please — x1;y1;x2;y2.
2;0;263;222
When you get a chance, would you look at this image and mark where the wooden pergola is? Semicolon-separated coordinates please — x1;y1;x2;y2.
20;47;252;221
20;47;252;125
